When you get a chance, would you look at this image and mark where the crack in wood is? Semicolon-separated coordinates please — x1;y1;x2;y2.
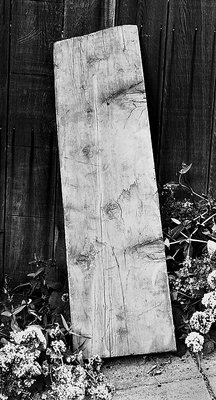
102;80;144;105
116;177;140;202
111;247;130;350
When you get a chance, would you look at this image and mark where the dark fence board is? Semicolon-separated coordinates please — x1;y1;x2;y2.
202;1;216;193
63;0;102;38
159;0;216;193
0;1;10;233
10;0;63;76
8;74;56;148
6;145;57;218
136;0;168;168
4;215;54;283
4;0;63;281
116;0;138;25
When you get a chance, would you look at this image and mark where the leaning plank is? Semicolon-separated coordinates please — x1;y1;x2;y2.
54;25;176;358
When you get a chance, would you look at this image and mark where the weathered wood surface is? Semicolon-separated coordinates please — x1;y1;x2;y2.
2;0;63;282
63;0;102;38
0;0;10;281
54;25;176;357
158;0;216;193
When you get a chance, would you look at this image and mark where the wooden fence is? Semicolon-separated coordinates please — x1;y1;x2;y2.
1;0;216;283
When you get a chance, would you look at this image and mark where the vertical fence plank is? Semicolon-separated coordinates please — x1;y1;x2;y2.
136;0;168;171
4;0;63;282
204;1;216;194
63;0;102;38
0;1;11;281
115;0;138;25
159;0;216;193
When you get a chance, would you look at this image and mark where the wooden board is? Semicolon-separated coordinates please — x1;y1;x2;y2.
2;0;63;282
6;145;56;218
54;25;175;358
10;0;64;76
63;0;102;38
0;1;10;233
4;215;54;283
158;0;216;193
136;0;168;169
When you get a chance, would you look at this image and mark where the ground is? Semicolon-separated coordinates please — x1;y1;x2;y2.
103;351;216;399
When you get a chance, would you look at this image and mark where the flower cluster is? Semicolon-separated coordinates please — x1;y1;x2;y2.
185;332;204;353
45;365;86;400
169;256;213;305
189;311;214;334
46;339;66;362
89;383;114;400
202;291;216;311
185;270;216;353
0;321;114;400
0;338;42;399
11;326;47;350
207;270;216;289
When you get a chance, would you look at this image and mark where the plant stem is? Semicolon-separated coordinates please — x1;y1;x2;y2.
178;174;207;202
202;213;216;226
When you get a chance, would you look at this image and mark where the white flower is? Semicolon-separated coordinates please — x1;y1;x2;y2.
12;326;47;350
182;201;193;208
89;383;114;400
207;271;216;289
49;382;85;400
202;291;216;309
51;339;66;354
185;332;204;353
49;323;61;339
0;394;8;400
182;256;192;268
190;311;214;334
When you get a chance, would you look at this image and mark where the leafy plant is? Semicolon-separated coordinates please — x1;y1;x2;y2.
0;258;114;400
160;163;216;356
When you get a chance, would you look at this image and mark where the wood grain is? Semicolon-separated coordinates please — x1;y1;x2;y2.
10;0;63;75
8;72;57;148
3;0;63;283
0;1;10;232
159;0;216;193
54;25;175;357
4;215;54;283
6;145;57;218
136;0;168;170
116;0;138;25
63;0;101;38
101;0;116;29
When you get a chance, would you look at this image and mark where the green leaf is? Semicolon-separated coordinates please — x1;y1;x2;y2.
1;310;12;317
171;218;181;225
61;314;69;331
68;329;91;339
28;310;42;320
11;318;21;332
164;238;170;249
13;304;26;316
27;267;45;278
179;163;192;175
27;324;43;330
207;240;216;257
170;222;187;239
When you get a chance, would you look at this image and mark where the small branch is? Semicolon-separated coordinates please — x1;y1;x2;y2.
202;213;216;226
